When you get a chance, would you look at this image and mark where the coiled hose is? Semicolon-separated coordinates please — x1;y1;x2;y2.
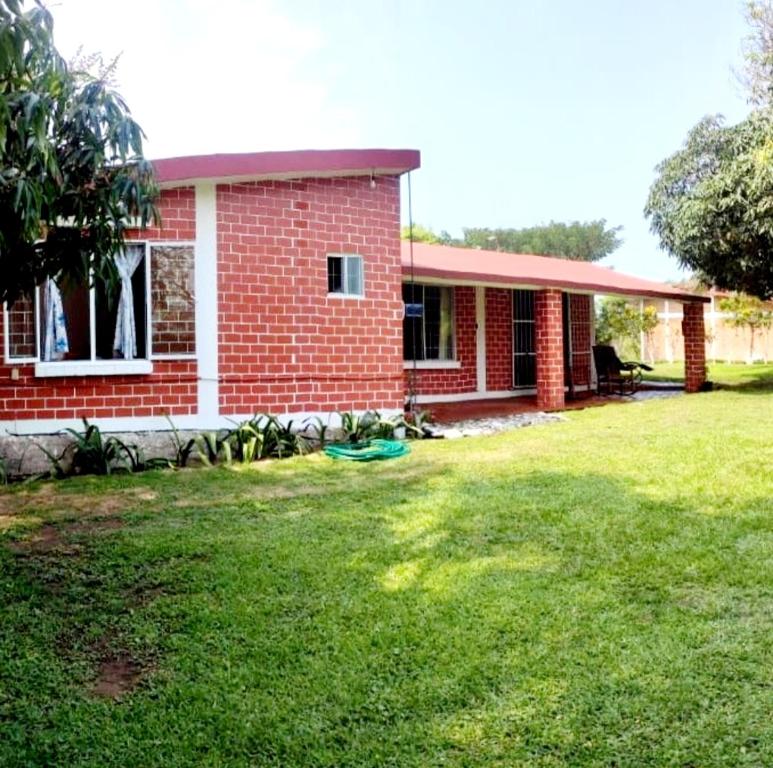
324;439;410;462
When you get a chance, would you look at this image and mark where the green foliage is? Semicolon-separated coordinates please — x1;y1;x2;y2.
338;410;405;442
718;293;773;360
110;438;170;473
462;220;622;261
0;0;158;305
740;1;773;106
303;415;331;448
403;408;432;438
165;415;196;468
595;297;658;359
194;431;232;467
229;415;310;462
0;456;6;485
645;111;773;299
400;223;456;245
36;419;127;477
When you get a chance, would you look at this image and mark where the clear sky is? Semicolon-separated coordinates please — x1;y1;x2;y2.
51;0;752;282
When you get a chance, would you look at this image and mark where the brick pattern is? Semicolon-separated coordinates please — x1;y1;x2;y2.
535;289;565;410
128;187;196;241
0;361;197;420
217;176;404;414
404;286;477;396
485;288;514;391
150;245;196;356
569;294;592;387
6;293;36;358
682;301;707;393
0;189;198;423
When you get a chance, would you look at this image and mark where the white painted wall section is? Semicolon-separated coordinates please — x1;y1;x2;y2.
475;286;487;393
195;183;219;426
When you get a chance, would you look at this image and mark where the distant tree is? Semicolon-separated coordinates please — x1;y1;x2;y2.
400;223;440;243
400;223;457;245
595;297;658;361
0;0;158;306
645;111;773;300
645;3;773;300
718;293;773;362
462;220;622;262
739;1;773;106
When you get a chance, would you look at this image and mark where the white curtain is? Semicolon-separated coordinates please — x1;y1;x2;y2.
113;246;145;359
43;279;69;361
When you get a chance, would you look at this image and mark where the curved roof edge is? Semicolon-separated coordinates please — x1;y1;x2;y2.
153;148;421;186
400;242;709;303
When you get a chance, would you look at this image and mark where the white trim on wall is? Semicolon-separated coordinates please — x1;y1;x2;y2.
194;183;220;427
35;360;153;377
402;360;461;370
475;286;486;393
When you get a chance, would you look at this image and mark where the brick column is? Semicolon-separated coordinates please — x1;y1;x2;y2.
535;289;565;410
682;301;707;393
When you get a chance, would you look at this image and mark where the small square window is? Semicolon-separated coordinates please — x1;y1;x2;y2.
327;254;364;296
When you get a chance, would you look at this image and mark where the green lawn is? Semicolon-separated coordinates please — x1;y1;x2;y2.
1;384;772;766
644;360;773;387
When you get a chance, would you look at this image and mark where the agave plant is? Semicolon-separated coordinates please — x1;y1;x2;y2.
165;415;197;468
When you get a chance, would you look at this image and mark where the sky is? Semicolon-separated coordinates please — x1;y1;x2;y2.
51;0;753;282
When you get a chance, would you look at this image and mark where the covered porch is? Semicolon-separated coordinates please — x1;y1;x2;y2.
401;242;709;411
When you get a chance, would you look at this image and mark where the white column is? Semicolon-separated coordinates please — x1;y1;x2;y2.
195;183;219;426
475;286;486;393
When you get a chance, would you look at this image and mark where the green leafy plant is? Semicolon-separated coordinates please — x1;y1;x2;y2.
338;410;407;443
110;438;170;473
403;409;432;439
165;415;197;468
0;456;7;485
195;431;233;467
36;419;130;477
229;415;309;461
303;416;331;448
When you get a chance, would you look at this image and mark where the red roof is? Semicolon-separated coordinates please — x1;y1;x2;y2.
153;148;420;186
401;242;708;303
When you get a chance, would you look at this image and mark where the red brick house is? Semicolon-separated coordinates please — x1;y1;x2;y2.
401;242;708;410
0;148;708;435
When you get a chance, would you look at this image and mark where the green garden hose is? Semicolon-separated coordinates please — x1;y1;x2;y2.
324;439;410;462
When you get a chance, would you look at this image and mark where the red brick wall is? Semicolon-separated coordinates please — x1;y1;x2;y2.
404;286;477;397
536;289;565;410
683;301;707;393
485;288;513;391
0;362;197;421
129;187;196;241
216;176;403;414
0;189;198;424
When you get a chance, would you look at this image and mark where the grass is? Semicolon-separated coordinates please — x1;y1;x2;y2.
1;383;772;766
644;360;773;387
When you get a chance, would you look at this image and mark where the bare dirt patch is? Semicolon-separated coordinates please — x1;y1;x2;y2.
91;654;145;699
6;523;78;555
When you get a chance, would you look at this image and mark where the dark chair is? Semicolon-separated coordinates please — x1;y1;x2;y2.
592;345;653;395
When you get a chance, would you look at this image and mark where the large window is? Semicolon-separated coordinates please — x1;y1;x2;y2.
3;243;196;370
403;283;455;361
512;289;536;387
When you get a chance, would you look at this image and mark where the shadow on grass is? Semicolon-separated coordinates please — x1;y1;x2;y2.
1;461;770;766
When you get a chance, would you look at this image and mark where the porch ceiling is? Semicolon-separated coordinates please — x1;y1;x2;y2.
401;242;709;303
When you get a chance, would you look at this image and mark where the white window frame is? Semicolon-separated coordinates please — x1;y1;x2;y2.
327;253;364;298
402;282;457;363
2;240;197;375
